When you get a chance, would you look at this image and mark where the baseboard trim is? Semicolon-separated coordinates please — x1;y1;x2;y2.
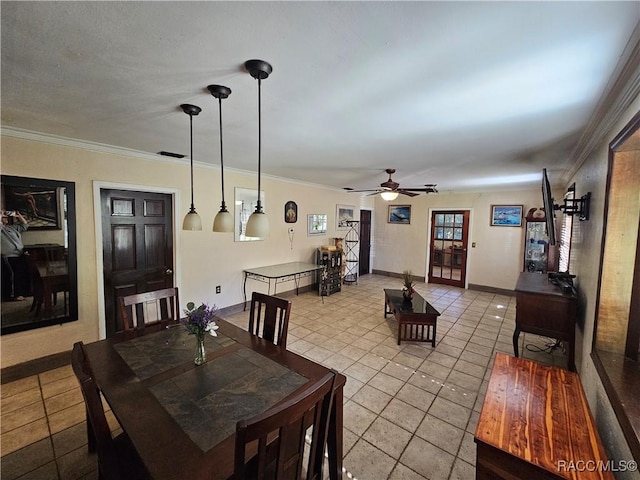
372;269;426;283
214;283;319;317
371;271;515;296
468;283;515;296
1;350;72;384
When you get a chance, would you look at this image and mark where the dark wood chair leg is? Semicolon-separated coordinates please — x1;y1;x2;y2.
86;409;96;453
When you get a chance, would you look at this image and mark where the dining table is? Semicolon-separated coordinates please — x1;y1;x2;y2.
83;319;346;480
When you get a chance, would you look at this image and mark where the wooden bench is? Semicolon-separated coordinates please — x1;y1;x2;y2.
475;354;614;480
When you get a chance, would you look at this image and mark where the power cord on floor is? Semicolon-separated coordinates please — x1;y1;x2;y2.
525;337;566;355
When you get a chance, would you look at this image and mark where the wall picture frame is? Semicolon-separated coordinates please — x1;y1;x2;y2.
307;214;327;236
336;204;355;230
490;205;523;227
284;201;297;223
388;205;411;224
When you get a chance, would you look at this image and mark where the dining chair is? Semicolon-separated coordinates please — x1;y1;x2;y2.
71;342;150;480
26;255;68;317
118;287;180;332
248;292;292;350
233;370;337;480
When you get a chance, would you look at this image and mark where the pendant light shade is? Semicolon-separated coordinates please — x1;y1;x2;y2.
181;103;202;231
244;59;272;239
208;84;234;233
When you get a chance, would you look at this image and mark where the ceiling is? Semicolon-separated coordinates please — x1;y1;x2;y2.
2;2;638;194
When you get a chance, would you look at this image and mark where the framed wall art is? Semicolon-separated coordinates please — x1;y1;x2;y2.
2;183;61;230
284;201;297;223
336;204;355;230
490;205;523;227
388;205;411;224
307;214;327;236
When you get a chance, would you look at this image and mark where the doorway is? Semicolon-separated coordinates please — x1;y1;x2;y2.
359;210;371;275
100;189;174;337
428;210;469;288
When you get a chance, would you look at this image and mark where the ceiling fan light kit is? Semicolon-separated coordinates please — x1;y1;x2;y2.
348;168;438;200
181;103;203;231
380;191;399;201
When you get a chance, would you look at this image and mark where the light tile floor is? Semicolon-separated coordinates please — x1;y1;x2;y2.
1;274;568;480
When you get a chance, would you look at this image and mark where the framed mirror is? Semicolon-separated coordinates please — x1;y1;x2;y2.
1;175;78;334
234;187;265;242
591;111;640;460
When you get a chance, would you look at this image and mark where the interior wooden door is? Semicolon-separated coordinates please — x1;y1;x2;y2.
359;209;371;275
101;189;174;337
428;210;469;287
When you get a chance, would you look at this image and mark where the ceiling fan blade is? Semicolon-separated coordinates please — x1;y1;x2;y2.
348;188;383;193
400;186;438;193
397;190;419;197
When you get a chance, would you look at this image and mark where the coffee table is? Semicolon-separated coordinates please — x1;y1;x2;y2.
384;289;440;346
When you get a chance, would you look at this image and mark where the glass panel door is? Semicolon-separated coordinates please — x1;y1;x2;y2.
429;210;469;287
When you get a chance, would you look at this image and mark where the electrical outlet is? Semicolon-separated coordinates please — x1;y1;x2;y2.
472;242;476;248
215;285;221;294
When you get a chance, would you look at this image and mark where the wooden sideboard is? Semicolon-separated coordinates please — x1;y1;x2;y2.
513;272;577;371
475;354;614;480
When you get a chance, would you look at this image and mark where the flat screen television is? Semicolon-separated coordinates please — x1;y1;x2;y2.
542;168;557;245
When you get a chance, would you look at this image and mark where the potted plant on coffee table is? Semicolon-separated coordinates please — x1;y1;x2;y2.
402;270;415;301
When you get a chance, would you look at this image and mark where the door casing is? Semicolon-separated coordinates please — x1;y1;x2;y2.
426;209;471;288
93;181;181;339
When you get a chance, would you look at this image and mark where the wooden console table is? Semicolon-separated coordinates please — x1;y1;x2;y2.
384;289;440;346
513;272;577;371
475;354;614;480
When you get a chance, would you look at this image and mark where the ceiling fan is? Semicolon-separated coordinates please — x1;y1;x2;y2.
347;168;438;200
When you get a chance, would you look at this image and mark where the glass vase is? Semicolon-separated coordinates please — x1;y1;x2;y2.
194;331;206;366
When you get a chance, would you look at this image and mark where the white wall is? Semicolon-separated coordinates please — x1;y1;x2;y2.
373;189;543;290
0;133;574;367
0;134;371;366
565;96;640;476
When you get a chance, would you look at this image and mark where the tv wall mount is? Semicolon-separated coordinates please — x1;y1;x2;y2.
554;192;591;221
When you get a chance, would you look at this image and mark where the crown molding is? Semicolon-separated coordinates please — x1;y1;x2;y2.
565;23;640;183
0;126;343;193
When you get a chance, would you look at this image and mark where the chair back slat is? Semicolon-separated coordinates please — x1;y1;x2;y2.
118;287;179;332
248;292;292;349
234;371;336;480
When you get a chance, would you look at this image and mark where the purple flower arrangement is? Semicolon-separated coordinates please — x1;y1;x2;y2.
181;302;219;337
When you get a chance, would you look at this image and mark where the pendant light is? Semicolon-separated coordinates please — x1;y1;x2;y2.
181;104;203;230
208;85;234;232
244;59;272;239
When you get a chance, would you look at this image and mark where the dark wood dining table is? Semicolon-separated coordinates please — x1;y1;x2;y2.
84;319;346;480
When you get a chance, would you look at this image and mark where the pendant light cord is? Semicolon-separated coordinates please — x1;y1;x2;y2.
218;96;226;209
256;77;262;212
189;112;195;212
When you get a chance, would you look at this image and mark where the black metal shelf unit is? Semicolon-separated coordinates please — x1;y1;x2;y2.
317;248;342;297
343;220;359;284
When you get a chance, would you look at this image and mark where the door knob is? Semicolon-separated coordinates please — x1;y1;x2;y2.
165;269;173;275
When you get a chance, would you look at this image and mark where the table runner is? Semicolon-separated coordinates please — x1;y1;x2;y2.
114;328;308;451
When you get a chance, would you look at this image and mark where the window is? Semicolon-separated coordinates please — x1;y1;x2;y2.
558;186;574;273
